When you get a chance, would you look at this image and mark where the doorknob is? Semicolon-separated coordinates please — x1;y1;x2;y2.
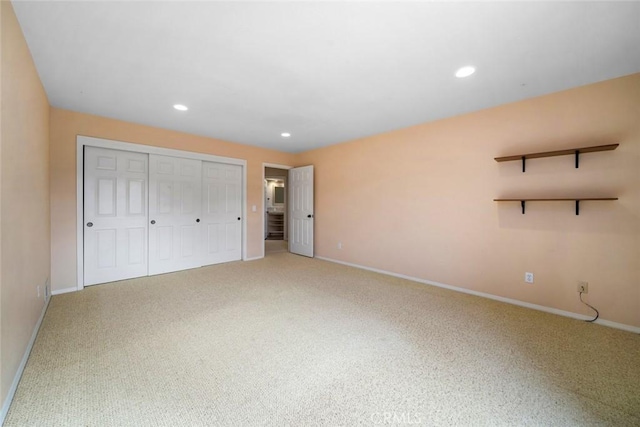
86;222;93;227
307;214;314;218
150;220;156;225
237;217;241;221
196;218;200;223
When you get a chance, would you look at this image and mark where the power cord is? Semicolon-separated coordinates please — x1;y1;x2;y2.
579;291;599;323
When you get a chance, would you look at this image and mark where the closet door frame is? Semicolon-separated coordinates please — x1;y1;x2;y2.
76;135;247;291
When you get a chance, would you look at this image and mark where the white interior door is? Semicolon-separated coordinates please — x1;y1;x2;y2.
149;155;202;275
289;165;314;257
202;162;242;265
84;147;148;285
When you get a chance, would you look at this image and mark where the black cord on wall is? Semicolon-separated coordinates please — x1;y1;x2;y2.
579;292;599;323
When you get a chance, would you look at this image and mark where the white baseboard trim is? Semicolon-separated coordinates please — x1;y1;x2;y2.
244;256;264;262
52;286;77;296
1;295;51;424
316;256;640;334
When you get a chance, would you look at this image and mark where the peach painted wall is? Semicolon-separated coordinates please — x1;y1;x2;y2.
49;108;296;292
297;74;640;328
1;1;51;405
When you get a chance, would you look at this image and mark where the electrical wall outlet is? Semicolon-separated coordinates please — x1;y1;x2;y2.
338;242;342;250
524;272;534;284
578;281;589;293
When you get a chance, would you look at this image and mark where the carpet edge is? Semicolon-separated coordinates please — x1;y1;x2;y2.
1;293;51;424
315;256;640;334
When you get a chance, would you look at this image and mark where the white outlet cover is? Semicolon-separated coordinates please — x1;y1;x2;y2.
525;272;534;283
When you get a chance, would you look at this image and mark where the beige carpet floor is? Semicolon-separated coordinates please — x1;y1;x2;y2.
5;253;640;426
265;239;288;254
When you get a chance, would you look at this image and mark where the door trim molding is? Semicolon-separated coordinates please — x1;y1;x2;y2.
76;135;248;291
262;163;293;259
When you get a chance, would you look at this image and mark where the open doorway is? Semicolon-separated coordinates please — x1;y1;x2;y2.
264;165;290;255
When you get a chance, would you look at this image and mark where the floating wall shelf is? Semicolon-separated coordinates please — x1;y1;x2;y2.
494;198;618;215
494;144;618;172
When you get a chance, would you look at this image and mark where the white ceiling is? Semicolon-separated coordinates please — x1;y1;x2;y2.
12;1;640;153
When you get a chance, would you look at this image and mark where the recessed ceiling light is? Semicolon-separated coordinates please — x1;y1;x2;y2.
173;104;188;111
281;132;291;138
455;66;476;78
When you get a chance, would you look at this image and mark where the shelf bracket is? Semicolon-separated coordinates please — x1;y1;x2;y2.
575;150;580;169
576;200;580;216
522;156;526;173
521;200;526;215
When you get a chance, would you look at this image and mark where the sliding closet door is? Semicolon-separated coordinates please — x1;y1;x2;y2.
84;147;149;286
148;155;202;275
201;162;242;265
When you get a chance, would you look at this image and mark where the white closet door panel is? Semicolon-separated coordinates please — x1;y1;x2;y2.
96;229;116;268
127;227;146;264
127;179;145;215
202;162;242;265
157;226;173;260
149;155;202;275
84;144;244;286
84;147;148;285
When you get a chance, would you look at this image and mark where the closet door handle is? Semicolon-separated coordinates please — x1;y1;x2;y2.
237;217;241;221
150;220;156;225
86;222;93;227
307;214;314;218
196;218;200;223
